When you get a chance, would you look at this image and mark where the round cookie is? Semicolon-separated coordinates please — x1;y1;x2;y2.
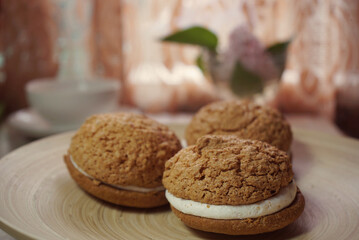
163;135;305;235
185;100;292;152
65;112;182;208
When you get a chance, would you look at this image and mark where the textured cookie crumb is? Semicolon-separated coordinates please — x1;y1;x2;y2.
163;135;293;205
185;100;292;151
69;113;182;188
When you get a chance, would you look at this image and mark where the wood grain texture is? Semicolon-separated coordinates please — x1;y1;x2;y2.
0;126;359;240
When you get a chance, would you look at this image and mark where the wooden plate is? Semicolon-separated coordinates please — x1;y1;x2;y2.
1;126;359;240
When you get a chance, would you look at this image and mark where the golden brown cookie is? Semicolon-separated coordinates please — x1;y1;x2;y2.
164;135;293;205
66;112;182;208
185;100;292;152
163;135;304;235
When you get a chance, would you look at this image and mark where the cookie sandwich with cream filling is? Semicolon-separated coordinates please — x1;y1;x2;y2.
185;100;292;153
64;112;182;208
163;135;304;235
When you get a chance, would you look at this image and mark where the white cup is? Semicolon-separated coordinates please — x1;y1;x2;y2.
26;78;121;126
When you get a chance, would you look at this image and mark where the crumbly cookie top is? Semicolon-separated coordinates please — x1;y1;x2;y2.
163;135;293;205
69;113;182;188
185;100;292;151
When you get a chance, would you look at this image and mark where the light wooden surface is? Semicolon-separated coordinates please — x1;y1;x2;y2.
1;125;359;240
0;114;344;240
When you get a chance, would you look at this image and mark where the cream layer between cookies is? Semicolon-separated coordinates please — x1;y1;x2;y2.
69;155;165;193
166;181;297;219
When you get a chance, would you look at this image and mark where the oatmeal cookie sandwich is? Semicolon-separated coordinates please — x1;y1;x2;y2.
185;100;292;152
163;135;304;235
64;112;182;208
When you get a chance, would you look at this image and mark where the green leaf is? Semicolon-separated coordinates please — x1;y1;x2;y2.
196;54;206;73
266;40;291;75
161;26;218;51
266;40;291;54
230;61;263;97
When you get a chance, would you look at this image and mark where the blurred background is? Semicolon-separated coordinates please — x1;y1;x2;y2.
0;0;359;146
1;1;359;239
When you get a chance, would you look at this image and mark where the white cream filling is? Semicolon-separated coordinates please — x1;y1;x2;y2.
69;155;165;193
165;181;297;219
